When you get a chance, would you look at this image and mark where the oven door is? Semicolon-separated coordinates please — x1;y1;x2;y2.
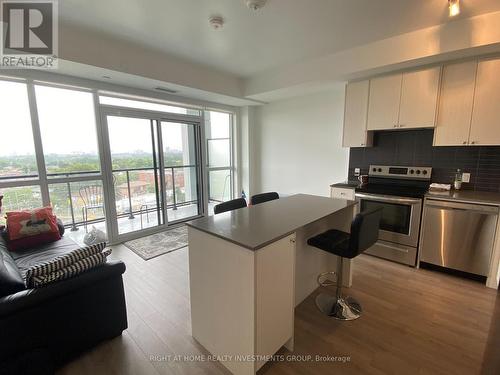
355;193;422;247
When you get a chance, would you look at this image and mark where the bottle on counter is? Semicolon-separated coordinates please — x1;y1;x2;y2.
454;169;462;190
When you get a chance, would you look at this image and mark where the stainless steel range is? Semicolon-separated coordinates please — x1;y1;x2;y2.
354;165;432;266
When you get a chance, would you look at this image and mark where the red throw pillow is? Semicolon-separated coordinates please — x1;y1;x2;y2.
6;207;60;241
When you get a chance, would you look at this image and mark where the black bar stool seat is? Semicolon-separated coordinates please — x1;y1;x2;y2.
250;192;279;205
307;208;382;320
307;229;351;258
214;198;247;215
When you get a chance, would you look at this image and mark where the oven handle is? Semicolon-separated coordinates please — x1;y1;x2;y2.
355;193;421;205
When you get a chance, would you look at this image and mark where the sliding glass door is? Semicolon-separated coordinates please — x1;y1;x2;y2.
161;121;200;222
107;115;162;235
101;109;203;242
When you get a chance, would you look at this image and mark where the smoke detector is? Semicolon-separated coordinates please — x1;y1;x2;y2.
246;0;267;11
209;15;224;29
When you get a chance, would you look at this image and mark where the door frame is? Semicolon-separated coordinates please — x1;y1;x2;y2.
99;105;205;244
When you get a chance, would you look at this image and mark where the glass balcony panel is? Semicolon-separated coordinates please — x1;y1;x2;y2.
208;139;230;168
209;170;232;203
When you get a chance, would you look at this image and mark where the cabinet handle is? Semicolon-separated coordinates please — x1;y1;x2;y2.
471;141;476;145
463;141;467;145
360;143;365;146
399;124;405;128
394;124;398;128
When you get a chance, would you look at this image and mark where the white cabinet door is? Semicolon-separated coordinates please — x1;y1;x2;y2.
470;58;500;145
399;67;441;129
255;234;295;370
342;80;372;147
367;73;402;130
434;61;477;146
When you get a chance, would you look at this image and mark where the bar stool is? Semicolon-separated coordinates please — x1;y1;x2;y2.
250;192;279;205
214;198;247;214
307;208;382;320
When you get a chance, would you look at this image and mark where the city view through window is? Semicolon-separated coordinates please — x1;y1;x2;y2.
0;79;233;243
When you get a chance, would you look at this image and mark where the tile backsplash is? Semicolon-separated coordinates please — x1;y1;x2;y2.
348;129;500;193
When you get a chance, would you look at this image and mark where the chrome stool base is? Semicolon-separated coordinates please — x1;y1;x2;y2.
315;293;362;320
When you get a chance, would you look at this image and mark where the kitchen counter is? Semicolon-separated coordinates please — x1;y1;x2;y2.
426;190;500;206
188;193;358;373
330;180;361;188
187;193;357;250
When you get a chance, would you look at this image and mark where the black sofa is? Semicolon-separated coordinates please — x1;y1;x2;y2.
0;235;127;375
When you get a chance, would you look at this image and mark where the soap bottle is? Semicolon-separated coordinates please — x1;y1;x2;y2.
454;169;462;190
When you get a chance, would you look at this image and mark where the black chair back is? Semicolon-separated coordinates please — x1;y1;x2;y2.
349;208;382;256
250;192;279;205
214;198;247;215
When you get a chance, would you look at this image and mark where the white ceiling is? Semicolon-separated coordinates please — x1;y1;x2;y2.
60;0;500;78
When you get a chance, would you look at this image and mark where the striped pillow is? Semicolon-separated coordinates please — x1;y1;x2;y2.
28;249;112;288
25;242;106;281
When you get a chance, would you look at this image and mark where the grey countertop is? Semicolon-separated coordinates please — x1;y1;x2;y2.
186;194;358;250
426;190;500;206
330;180;361;188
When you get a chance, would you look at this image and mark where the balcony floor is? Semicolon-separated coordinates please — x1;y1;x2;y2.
67;202;216;246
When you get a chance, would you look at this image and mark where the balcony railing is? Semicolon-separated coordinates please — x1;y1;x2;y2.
0;166;199;231
0;163;232;231
72;166;198;231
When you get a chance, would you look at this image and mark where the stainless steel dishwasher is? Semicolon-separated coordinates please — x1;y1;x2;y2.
420;198;499;276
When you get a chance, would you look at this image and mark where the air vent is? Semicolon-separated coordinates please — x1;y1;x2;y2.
154;87;178;94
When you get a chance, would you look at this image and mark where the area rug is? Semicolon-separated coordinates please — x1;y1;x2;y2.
124;225;188;260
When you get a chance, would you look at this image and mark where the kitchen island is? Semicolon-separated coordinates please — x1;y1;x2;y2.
186;194;358;375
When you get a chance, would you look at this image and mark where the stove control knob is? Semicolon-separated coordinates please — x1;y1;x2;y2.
410;169;415;174
416;170;421;175
422;170;428;175
378;168;382;172
373;168;377;172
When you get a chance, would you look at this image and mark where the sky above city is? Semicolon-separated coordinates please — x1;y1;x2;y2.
1;80;229;158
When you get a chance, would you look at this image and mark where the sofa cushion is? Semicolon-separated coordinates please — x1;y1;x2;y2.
0;240;25;297
1;220;66;252
4;231;62;252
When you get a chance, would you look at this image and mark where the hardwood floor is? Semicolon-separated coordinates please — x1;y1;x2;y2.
57;245;499;375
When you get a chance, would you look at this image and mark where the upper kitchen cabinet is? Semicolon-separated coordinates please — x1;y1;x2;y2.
366;67;441;131
367;74;402;131
399;67;441;129
342;80;373;147
470;58;500;145
434;61;477;146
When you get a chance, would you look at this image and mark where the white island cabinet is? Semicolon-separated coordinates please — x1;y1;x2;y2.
187;194;357;374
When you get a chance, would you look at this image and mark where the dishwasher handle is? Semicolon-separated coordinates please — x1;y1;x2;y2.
425;199;499;215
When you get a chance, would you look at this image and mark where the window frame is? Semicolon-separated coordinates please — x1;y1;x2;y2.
205;111;235;203
0;74;237;242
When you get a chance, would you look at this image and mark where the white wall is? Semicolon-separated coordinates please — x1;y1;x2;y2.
252;88;348;197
